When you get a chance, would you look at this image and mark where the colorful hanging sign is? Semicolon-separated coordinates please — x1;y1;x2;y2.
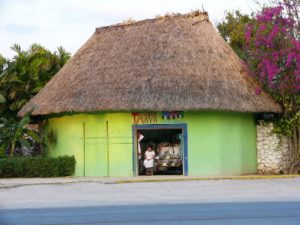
162;111;184;120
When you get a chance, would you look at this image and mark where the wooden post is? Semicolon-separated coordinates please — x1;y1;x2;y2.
106;121;110;177
83;122;86;177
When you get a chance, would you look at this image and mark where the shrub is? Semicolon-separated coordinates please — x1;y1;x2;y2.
0;155;76;178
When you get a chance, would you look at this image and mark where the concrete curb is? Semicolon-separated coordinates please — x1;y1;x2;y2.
115;175;300;184
0;175;299;189
0;178;118;189
0;181;105;189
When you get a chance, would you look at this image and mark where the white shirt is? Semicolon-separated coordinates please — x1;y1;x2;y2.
145;150;155;160
144;150;155;168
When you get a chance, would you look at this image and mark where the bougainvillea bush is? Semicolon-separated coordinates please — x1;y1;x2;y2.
245;0;300;170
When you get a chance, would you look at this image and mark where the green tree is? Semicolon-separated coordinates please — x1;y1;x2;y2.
0;54;5;74
217;10;254;60
0;44;70;119
0;54;6;104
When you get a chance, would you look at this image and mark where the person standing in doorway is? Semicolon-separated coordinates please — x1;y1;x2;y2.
144;145;155;176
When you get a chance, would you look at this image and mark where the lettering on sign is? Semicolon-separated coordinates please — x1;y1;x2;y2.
132;112;158;124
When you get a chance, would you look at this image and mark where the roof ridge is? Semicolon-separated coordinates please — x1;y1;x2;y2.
95;10;209;33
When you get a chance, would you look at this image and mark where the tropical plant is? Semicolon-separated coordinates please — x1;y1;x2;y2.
0;44;70;157
0;114;42;157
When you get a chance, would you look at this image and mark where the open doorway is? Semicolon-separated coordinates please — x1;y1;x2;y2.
133;124;188;176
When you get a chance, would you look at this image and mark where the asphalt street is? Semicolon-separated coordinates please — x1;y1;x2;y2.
1;202;300;225
0;179;300;224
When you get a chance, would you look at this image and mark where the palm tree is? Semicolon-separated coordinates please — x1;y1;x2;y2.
0;44;71;119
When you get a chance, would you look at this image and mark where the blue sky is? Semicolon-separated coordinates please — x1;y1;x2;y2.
0;0;269;58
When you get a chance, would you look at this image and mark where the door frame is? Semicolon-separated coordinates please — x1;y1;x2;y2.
132;123;188;176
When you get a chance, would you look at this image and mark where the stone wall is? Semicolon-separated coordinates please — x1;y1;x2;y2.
257;122;292;174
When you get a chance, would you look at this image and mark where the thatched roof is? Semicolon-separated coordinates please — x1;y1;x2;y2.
19;11;281;117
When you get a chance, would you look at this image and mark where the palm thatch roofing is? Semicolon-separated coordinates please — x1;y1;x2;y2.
19;11;281;117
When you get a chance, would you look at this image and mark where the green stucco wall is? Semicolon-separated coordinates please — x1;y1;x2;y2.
46;111;257;177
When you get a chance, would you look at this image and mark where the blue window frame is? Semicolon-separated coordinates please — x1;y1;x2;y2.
132;123;188;176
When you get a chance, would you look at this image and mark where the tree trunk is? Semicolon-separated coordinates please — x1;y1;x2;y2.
289;126;300;174
9;142;15;157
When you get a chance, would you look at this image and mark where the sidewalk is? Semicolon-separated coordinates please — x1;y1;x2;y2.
1;174;300;189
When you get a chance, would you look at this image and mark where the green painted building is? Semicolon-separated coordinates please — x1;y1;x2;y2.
19;12;281;177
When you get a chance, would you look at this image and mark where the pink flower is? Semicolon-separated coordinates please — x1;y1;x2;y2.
245;24;253;43
255;87;262;95
246;2;300;93
286;52;296;67
266;24;279;46
258;24;267;31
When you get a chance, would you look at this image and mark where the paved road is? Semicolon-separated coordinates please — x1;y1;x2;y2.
0;179;300;224
1;202;300;225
